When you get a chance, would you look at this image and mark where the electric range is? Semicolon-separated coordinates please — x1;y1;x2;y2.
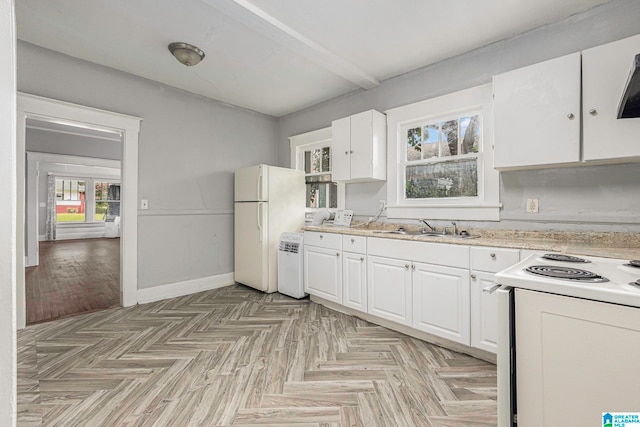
495;252;640;308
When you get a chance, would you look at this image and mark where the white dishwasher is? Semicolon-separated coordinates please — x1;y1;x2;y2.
277;232;306;299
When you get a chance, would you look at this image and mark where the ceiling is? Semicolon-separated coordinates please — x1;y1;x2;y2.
16;0;610;117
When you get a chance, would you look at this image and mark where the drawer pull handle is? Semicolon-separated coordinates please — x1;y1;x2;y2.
567;113;575;120
411;264;415;271
336;253;340;257
319;235;323;239
490;253;496;258
471;274;477;279
351;238;355;243
589;109;598;116
405;264;410;270
360;257;364;262
483;284;501;294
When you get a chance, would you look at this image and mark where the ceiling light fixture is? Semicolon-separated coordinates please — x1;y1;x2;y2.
168;42;205;67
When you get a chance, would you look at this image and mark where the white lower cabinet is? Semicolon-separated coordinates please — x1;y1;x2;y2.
470;271;499;352
343;251;367;312
367;255;412;325
303;233;523;356
303;244;342;304
412;262;470;345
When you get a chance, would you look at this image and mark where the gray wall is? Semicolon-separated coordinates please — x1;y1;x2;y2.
276;0;640;231
26;128;121;160
18;41;279;289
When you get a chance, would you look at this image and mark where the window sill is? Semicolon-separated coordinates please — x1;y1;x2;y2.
387;204;501;221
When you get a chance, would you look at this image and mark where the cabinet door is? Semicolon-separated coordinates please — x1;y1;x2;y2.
331;116;351;181
304;246;342;304
515;289;640;426
493;52;581;170
343;252;367;312
583;34;640;161
349;111;372;180
412;262;470;345
470;271;498;353
367;256;411;325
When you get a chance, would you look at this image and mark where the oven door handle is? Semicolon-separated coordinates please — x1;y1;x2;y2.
483;283;501;294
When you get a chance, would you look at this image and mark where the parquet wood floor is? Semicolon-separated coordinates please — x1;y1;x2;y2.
25;238;120;325
17;285;497;426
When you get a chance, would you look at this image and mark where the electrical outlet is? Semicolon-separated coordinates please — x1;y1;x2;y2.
526;198;539;213
140;199;149;210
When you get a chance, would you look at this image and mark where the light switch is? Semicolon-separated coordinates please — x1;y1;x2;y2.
140;199;149;210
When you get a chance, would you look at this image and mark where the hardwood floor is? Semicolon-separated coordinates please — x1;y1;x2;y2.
25;238;120;325
17;285;497;426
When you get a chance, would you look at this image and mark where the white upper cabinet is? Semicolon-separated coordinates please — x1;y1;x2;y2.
493;34;640;170
582;34;640;162
331;110;386;182
493;53;581;170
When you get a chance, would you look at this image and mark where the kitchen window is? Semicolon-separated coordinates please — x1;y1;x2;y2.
386;84;500;220
290;127;343;210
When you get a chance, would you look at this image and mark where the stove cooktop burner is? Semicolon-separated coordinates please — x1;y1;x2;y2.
624;260;640;268
525;265;609;283
541;253;590;263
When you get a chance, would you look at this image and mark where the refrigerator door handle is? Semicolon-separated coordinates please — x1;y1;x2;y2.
257;203;263;242
256;170;263;201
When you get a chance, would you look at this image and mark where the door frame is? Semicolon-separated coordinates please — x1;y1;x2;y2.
16;93;142;328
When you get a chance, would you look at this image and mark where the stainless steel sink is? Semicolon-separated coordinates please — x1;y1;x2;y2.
373;230;444;236
372;230;480;238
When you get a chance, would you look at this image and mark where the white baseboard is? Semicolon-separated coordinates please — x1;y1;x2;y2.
38;234;46;242
137;272;235;304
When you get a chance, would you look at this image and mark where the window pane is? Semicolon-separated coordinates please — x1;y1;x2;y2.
321;147;331;172
406;127;422;161
422;124;440;159
304;151;311;174
405;158;478;199
440;120;458;157
460;115;480;154
306;182;338;208
56;179;86;222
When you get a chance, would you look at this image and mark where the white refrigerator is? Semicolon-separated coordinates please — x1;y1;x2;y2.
234;164;305;293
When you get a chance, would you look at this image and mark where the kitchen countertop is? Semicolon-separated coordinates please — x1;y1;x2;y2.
303;223;640;260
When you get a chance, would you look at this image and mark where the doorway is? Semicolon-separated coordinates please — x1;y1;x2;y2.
16;93;141;329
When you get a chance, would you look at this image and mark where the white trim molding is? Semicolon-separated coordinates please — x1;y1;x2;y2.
137;273;235;304
16;93;142;329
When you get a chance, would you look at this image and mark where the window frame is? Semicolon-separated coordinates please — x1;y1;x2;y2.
385;84;501;221
289;127;345;213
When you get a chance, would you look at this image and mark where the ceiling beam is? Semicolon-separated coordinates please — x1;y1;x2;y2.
203;0;380;89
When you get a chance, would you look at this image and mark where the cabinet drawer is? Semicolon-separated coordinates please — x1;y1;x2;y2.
303;231;342;250
470;247;520;273
342;235;366;254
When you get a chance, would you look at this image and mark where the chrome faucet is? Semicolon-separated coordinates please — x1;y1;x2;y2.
419;219;436;233
451;221;457;236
